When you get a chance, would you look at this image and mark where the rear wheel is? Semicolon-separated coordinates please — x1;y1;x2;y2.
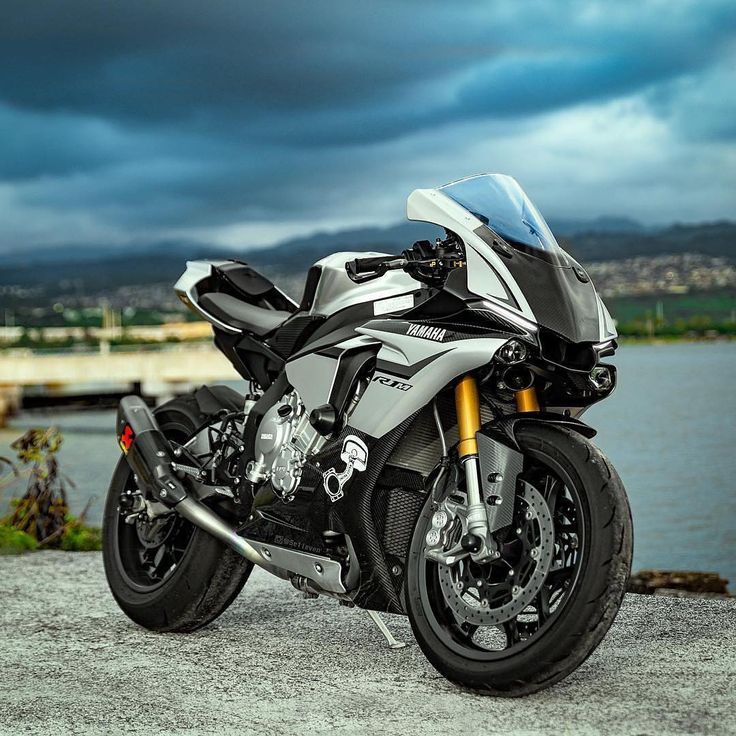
102;395;252;632
405;424;632;696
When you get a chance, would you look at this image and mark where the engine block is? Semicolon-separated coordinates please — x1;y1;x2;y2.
244;390;326;498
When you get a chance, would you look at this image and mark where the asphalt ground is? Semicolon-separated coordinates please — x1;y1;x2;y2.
1;552;734;736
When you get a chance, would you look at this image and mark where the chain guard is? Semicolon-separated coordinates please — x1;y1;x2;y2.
436;483;554;626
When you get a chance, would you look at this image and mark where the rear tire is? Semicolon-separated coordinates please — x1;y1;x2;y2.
405;424;633;696
102;394;253;633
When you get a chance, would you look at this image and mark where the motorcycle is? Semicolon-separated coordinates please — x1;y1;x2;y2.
103;173;632;696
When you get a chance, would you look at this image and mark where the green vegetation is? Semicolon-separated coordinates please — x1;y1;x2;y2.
608;290;736;339
0;428;102;554
608;290;735;322
0;525;37;555
59;521;102;552
6;306;186;330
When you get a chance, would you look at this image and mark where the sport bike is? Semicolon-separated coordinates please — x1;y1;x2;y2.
103;174;632;696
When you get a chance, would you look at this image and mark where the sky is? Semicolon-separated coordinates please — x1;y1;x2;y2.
1;0;735;254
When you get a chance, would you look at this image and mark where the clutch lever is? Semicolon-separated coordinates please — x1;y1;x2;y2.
345;263;384;284
345;256;407;283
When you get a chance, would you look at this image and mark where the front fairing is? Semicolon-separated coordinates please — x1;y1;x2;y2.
406;175;616;344
471;227;603;343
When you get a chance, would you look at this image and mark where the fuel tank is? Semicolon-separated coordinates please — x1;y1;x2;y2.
307;252;418;317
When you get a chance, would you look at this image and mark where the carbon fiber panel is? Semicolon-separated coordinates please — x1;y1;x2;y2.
268;314;324;357
387;395;494;477
477;433;524;532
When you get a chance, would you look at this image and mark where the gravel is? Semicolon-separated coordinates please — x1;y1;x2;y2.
1;552;734;736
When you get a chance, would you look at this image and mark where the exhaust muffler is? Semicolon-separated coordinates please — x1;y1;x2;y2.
116;395;262;567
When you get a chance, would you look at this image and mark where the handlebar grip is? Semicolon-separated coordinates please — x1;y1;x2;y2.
350;256;395;274
345;254;406;283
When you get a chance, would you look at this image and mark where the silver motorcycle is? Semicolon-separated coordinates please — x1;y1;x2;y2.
104;173;632;695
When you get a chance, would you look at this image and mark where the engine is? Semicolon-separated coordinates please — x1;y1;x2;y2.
244;390;327;499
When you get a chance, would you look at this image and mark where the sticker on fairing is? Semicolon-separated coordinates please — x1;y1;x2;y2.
322;435;369;502
373;294;414;316
372;375;412;391
406;323;447;342
118;424;135;454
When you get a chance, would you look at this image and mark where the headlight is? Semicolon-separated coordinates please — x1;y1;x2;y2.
589;366;613;391
495;339;529;364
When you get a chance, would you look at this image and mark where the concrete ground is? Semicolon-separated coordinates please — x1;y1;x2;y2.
0;553;734;736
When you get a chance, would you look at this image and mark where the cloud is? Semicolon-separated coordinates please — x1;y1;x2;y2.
0;0;734;252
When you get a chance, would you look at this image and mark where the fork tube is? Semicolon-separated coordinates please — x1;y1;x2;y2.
455;376;484;516
455;375;481;459
515;386;540;413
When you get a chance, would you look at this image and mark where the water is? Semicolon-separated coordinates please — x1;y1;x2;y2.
586;342;736;582
1;343;734;582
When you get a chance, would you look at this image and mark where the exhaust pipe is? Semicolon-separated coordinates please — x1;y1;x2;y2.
175;497;261;562
116;395;262;567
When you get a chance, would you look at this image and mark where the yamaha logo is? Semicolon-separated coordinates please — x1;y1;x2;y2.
406;323;447;342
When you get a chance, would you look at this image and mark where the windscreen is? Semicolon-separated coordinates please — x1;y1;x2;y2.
440;174;566;264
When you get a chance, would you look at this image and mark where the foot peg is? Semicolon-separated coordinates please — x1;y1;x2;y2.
366;610;407;650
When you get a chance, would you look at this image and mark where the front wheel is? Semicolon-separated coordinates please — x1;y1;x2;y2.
405;423;633;696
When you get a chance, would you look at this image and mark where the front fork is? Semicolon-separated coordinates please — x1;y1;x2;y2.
453;374;539;561
454;376;489;555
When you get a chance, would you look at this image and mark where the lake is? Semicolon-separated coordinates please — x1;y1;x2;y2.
2;342;734;583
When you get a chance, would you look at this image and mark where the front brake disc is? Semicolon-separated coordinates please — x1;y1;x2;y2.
436;483;554;626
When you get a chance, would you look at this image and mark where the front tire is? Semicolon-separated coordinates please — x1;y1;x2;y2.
102;394;253;633
405;424;633;696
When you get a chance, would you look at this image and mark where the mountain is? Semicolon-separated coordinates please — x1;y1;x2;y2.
0;242;222;289
0;219;733;298
246;221;443;271
233;220;736;271
558;221;736;262
0;240;222;269
548;216;648;236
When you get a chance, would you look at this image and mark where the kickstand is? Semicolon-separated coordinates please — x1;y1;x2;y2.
366;610;407;650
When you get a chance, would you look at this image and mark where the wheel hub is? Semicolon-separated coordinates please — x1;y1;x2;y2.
135;513;177;549
437;483;554;626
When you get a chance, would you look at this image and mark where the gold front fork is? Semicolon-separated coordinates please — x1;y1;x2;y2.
456;377;540;444
452;374;538;561
455;375;481;458
454;375;492;555
515;386;540;413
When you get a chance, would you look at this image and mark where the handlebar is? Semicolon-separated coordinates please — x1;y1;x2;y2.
345;237;465;285
345;255;407;283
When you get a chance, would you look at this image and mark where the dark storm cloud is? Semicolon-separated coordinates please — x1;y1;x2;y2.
3;1;733;139
1;0;735;249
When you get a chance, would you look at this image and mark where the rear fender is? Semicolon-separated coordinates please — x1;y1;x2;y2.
192;384;245;417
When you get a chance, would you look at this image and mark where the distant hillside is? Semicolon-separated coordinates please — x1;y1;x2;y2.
222;220;736;281
246;221;442;272
0;220;733;300
559;221;736;263
0;243;222;291
548;215;648;236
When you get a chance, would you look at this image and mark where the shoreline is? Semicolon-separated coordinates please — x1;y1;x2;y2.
617;334;735;345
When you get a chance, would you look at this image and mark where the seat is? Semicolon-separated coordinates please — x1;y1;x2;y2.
199;292;290;335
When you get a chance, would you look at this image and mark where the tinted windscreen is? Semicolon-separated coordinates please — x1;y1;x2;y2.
441;174;567;264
